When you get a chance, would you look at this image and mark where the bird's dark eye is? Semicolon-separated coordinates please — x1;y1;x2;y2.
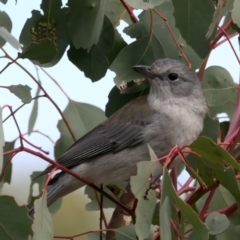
168;73;178;81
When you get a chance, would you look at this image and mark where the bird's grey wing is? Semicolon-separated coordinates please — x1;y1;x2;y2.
40;95;156;175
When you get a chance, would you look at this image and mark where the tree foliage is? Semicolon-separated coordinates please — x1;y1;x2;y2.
1;0;240;239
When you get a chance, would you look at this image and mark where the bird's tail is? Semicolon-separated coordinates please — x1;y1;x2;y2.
28;172;85;218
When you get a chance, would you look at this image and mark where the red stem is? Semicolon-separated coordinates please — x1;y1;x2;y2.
119;0;138;23
2;105;23;147
217;26;240;64
3;146;133;215
213;32;238;49
211;17;233;48
21;134;49;155
199;188;216;219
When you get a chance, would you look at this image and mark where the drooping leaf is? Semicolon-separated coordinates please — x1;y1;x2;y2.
105;0;131;27
115;224;137;240
147;144;163;176
161;167;209;240
160;196;172;240
28;86;41;135
0;27;21;50
206;0;234;38
55;101;106;159
172;0;215;58
67;15;114;82
1;141;15;184
19;0;70;67
0;11;12;47
7;84;32;104
0;196;32;239
66;0;107;51
130;161;157;240
125;0;162;10
202;66;237;119
20;39;58;65
32;193;54;240
205;212;230;235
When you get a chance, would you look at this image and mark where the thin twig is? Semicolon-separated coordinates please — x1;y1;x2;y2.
218;26;240;64
21;134;49;155
119;0;138;23
3;146;134;216
199;188;216;219
0;47;76;142
2;105;23;147
153;8;191;68
2;95;46;123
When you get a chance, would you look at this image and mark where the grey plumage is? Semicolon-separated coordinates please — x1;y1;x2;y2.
29;58;208;216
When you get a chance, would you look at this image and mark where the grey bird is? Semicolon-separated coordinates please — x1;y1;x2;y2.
29;58;208;216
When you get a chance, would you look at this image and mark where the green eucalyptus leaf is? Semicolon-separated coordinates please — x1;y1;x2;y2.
202;66;237;119
32;193;54;240
28;86;40;135
161;167;209;240
7;84;32;104
232;0;240;28
66;0;107;51
0;11;12;47
130;161;157;240
105;0;131;27
125;0;162;10
205;212;230;235
111;1;203;86
19;0;70;67
160;196;172;240
107;30;127;65
110;34;166;86
206;0;234;38
2;141;15;184
191;137;240;172
67;16;114;82
0;196;32;239
172;0;215;58
115;225;137;240
20;39;58;64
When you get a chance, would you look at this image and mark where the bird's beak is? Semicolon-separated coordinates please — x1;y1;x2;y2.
132;65;156;78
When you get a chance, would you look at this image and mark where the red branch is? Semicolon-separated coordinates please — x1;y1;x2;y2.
217;26;240;64
21;134;49;155
120;0;138;23
2;105;23;147
210;17;233;48
3;146;133;215
199;188;216;219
